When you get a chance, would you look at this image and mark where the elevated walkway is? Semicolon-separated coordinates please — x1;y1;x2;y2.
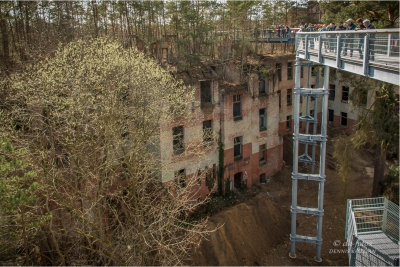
296;29;399;85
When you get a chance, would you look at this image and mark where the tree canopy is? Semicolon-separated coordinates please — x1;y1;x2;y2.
0;37;208;266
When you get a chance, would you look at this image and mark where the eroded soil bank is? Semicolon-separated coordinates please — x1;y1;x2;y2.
189;139;377;266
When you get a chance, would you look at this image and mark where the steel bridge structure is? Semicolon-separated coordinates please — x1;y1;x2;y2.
287;29;399;262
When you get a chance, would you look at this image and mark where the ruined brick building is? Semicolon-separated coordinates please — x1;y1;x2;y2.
153;40;399;199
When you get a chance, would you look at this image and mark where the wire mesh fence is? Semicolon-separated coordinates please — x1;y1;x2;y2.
345;197;399;266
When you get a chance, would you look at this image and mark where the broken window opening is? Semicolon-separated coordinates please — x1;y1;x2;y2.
259;108;267;131
329;109;334;122
203;120;213;145
234;136;242;161
287;62;293;80
200;80;212;105
286;115;292;131
287;89;292;106
276;63;282;81
342;86;349;102
259;144;266;165
329;84;336;100
173;126;184;155
341;112;348;126
233;94;242;121
260;173;266;184
175;169;186;189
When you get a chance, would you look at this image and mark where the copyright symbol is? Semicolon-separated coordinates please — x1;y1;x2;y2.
333;240;341;246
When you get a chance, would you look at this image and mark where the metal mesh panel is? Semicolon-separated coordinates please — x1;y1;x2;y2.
346;197;399;266
385;200;400;242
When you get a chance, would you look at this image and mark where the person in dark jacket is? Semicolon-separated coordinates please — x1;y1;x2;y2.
342;18;356;56
355;18;366;59
336;21;346;53
363;19;376;60
327;22;337;52
306;24;317;49
336;21;346;31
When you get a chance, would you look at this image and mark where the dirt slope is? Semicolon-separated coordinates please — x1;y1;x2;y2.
189;140;376;266
191;196;290;266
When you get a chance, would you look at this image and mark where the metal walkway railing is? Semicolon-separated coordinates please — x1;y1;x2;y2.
295;29;400;85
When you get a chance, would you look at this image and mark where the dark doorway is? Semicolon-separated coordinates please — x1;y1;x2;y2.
234;172;242;189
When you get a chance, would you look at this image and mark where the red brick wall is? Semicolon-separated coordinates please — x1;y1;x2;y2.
223;143;283;191
330;115;356;134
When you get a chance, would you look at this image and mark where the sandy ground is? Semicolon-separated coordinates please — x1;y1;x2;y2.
189;139;377;266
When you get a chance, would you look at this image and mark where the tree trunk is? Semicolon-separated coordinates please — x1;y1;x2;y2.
372;144;386;196
91;0;98;37
0;5;10;60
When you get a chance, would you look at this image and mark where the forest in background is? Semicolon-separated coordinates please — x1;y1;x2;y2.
1;1;397;69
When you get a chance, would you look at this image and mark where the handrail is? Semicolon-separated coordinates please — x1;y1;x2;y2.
296;29;400;34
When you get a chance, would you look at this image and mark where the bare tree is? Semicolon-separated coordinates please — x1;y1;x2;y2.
1;37;212;266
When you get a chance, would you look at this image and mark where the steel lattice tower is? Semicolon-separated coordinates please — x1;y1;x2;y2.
289;56;329;262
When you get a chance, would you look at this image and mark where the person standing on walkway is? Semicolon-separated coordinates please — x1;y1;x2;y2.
363;19;376;60
335;21;346;54
306;24;317;49
342;19;356;57
336;21;346;31
355;18;366;59
319;24;328;50
327;22;337;53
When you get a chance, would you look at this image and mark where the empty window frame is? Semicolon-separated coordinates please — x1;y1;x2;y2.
310;109;314;118
234;136;242;161
233;94;242;121
260;173;266;184
203;120;213;145
287;89;292;106
175;169;186;188
360;89;368;106
301;66;304;78
342;86;349;102
341;112;347;126
172;126;184;154
276;63;282;81
259;74;266;93
328;109;334;122
286;115;292;131
311;66;317;76
278;91;281;108
287;62;293;80
259;144;266;165
259;108;267;131
329;84;336;100
200;80;212;104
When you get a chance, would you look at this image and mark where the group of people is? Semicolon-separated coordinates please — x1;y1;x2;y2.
299;18;376;60
275;25;291;38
